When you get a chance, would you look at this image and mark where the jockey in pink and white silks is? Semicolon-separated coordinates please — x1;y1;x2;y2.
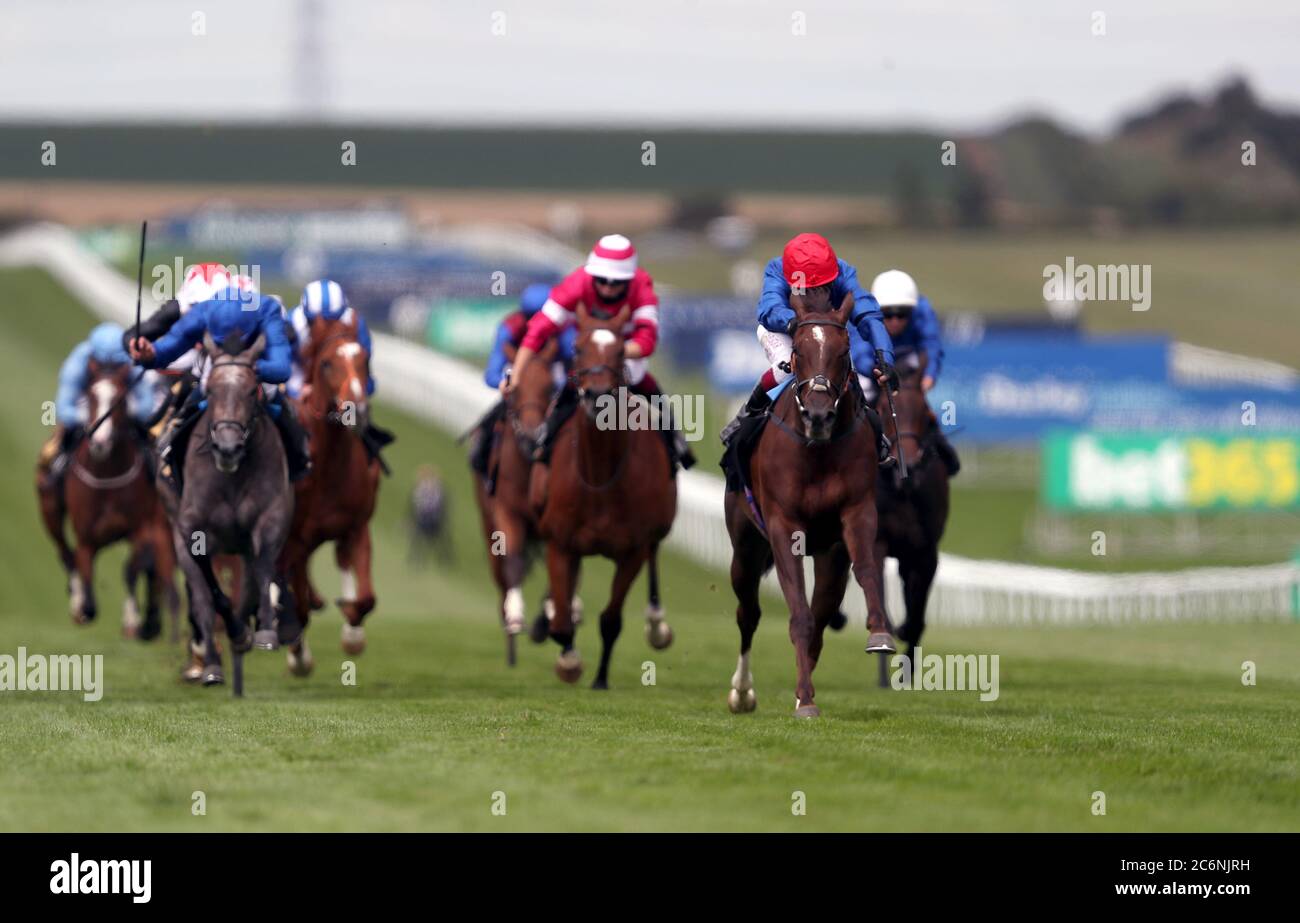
504;234;696;472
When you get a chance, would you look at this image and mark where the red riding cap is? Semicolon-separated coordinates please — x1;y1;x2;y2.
781;233;840;288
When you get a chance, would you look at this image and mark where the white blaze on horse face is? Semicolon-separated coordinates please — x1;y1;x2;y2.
337;342;363;360
589;329;617;348
90;378;119;445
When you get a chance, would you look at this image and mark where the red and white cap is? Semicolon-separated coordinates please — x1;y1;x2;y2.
178;263;233;307
584;234;638;281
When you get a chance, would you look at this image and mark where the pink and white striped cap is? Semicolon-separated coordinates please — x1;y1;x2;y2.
584;234;638;281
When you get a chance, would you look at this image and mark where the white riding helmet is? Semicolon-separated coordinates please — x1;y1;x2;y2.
871;269;919;309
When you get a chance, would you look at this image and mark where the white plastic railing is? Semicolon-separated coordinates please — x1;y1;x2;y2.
4;222;1296;625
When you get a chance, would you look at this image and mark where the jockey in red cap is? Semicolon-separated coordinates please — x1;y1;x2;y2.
720;233;900;465
505;234;696;473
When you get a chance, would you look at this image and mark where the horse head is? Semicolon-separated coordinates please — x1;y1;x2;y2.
882;359;934;477
84;359;131;463
508;337;558;457
788;289;855;442
573;303;629;419
310;319;371;437
204;331;265;474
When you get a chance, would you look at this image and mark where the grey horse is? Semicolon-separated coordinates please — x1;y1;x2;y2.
168;332;298;695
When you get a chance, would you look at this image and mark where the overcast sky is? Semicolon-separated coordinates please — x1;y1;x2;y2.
2;0;1297;134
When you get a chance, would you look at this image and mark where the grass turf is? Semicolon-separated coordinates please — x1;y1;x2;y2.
0;266;1296;832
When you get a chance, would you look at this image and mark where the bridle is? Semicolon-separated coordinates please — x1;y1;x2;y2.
208;354;263;448
775;318;860;444
306;331;368;424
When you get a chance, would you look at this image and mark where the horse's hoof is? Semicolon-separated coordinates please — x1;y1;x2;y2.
793;702;821;718
828;610;848;632
529;613;550;645
201;667;225;686
591;676;608;691
555;650;583;684
231;629;254;655
728;687;757;713
180;663;204;684
138;609;162;642
645;613;674;650
865;632;896;654
286;642;314;677
341;624;366;655
253;629;279;651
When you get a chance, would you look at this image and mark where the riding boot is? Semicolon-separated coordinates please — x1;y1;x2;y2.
861;405;896;469
720;381;772;445
158;392;203;493
631;378;696;473
536;385;579;465
272;398;312;482
469;401;505;476
935;430;961;476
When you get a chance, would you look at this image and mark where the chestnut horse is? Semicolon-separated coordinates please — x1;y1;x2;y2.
280;316;382;675
873;360;950;683
724;290;895;718
533;304;676;688
37;361;176;640
470;337;568;666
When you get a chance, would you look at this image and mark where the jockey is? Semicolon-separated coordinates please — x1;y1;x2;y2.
287;278;374;398
504;234;697;472
38;322;157;489
719;233;899;465
122;262;256;354
128;284;312;486
853;269;960;475
287;278;393;465
470;283;576;477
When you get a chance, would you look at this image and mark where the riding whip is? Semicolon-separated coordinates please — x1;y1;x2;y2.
85;221;148;439
877;350;908;480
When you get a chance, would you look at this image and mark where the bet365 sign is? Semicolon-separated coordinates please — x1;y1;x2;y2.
1043;433;1300;511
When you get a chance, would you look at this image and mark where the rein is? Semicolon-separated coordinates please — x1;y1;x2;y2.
72;452;144;490
770;317;862;446
208;355;263;443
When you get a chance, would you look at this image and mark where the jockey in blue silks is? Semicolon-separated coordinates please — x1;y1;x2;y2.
39;322;157;487
849;269;959;476
288;278;375;398
470;282;575;477
129;285;312;485
286;278;394;465
719;233;899;465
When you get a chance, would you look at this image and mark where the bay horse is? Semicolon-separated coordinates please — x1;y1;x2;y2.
533;304;676;688
280;316;382;675
168;332;297;694
723;290;895;718
470;337;566;666
37;361;177;640
873;359;950;684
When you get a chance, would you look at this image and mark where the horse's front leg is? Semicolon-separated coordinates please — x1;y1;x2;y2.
71;542;97;625
251;514;294;650
544;542;583;683
336;524;375;655
841;500;896;654
766;513;820;717
173;526;223;685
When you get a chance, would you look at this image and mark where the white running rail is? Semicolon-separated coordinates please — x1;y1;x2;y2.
4;222;1296;625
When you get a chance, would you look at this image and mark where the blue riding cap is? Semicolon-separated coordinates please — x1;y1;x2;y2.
520;283;551;317
88;322;130;365
299;279;350;320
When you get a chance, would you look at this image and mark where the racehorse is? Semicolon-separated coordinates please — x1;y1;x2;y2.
167;332;297;694
280;316;382;675
533;304;676;688
37;360;177;640
873;359;950;683
723;290;895;718
470;337;565;666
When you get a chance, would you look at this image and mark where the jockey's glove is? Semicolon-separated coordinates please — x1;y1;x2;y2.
875;350;901;393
